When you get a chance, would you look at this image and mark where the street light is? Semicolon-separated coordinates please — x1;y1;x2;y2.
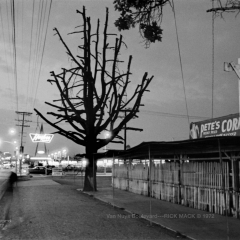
103;130;111;151
58;151;61;163
0;139;18;159
37;150;45;154
62;149;67;157
224;58;240;113
62;149;68;164
104;130;111;140
0;140;18;159
0;139;17;146
0;139;18;169
9;128;16;136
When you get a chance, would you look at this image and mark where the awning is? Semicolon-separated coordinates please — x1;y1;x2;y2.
101;136;240;160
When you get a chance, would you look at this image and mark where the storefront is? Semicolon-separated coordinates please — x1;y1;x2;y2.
190;113;240;139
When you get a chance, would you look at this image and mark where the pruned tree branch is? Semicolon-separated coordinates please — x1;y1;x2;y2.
207;0;240;15
35;6;153;155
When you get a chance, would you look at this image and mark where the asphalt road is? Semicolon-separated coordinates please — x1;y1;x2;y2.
0;176;180;240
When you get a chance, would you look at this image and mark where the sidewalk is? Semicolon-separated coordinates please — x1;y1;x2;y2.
81;187;240;240
1;177;179;240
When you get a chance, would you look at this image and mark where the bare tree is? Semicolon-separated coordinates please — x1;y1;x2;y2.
34;7;153;191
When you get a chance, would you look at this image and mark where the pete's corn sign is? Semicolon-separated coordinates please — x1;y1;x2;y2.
190;113;240;139
29;133;54;143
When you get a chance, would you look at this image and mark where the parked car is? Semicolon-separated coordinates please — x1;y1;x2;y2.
46;165;55;169
29;166;53;175
63;165;75;172
29;166;45;174
2;163;15;169
46;165;55;174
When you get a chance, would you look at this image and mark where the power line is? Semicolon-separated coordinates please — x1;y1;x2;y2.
1;0;53;112
0;109;209;127
29;0;43;111
31;0;45;106
10;0;19;112
0;5;14;111
4;0;16;112
212;0;215;119
140;110;208;120
33;0;53;109
26;0;36;112
172;0;190;126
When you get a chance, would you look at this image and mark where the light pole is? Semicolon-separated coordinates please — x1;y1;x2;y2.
62;149;67;164
103;130;111;151
0;139;18;170
224;59;240;113
103;130;111;174
0;139;18;153
1;127;19;173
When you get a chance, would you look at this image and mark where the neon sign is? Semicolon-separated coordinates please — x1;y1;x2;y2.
29;133;54;143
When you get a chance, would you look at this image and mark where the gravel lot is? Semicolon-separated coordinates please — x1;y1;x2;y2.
0;176;181;240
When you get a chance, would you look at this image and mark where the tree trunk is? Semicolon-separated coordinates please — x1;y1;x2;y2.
83;143;98;191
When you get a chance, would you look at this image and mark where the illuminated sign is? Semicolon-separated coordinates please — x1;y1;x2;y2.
29;133;54;143
37;150;45;154
190;113;240;139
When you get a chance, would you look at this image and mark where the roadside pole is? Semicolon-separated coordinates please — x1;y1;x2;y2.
15;151;18;175
149;145;152;226
224;59;240;113
15;111;32;175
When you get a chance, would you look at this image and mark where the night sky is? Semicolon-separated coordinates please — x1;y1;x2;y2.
0;0;239;157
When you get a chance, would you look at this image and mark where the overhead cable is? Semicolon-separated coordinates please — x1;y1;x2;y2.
26;0;36;111
212;0;215;119
10;0;19;112
172;0;190;126
0;5;13;110
33;0;53;109
140;110;208;120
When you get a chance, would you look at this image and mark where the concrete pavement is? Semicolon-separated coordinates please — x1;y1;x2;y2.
2;175;239;240
0;176;180;240
81;187;240;240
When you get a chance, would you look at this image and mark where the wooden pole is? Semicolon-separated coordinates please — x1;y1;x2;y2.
124;111;126;150
218;139;229;239
112;153;115;205
149;145;152;226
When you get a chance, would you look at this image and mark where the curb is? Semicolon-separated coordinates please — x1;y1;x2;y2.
79;190;196;240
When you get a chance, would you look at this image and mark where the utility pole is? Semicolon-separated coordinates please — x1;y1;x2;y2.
120;108;143;150
15;111;32;175
34;123;47;157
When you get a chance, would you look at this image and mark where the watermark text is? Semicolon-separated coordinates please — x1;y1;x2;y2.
106;213;215;219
